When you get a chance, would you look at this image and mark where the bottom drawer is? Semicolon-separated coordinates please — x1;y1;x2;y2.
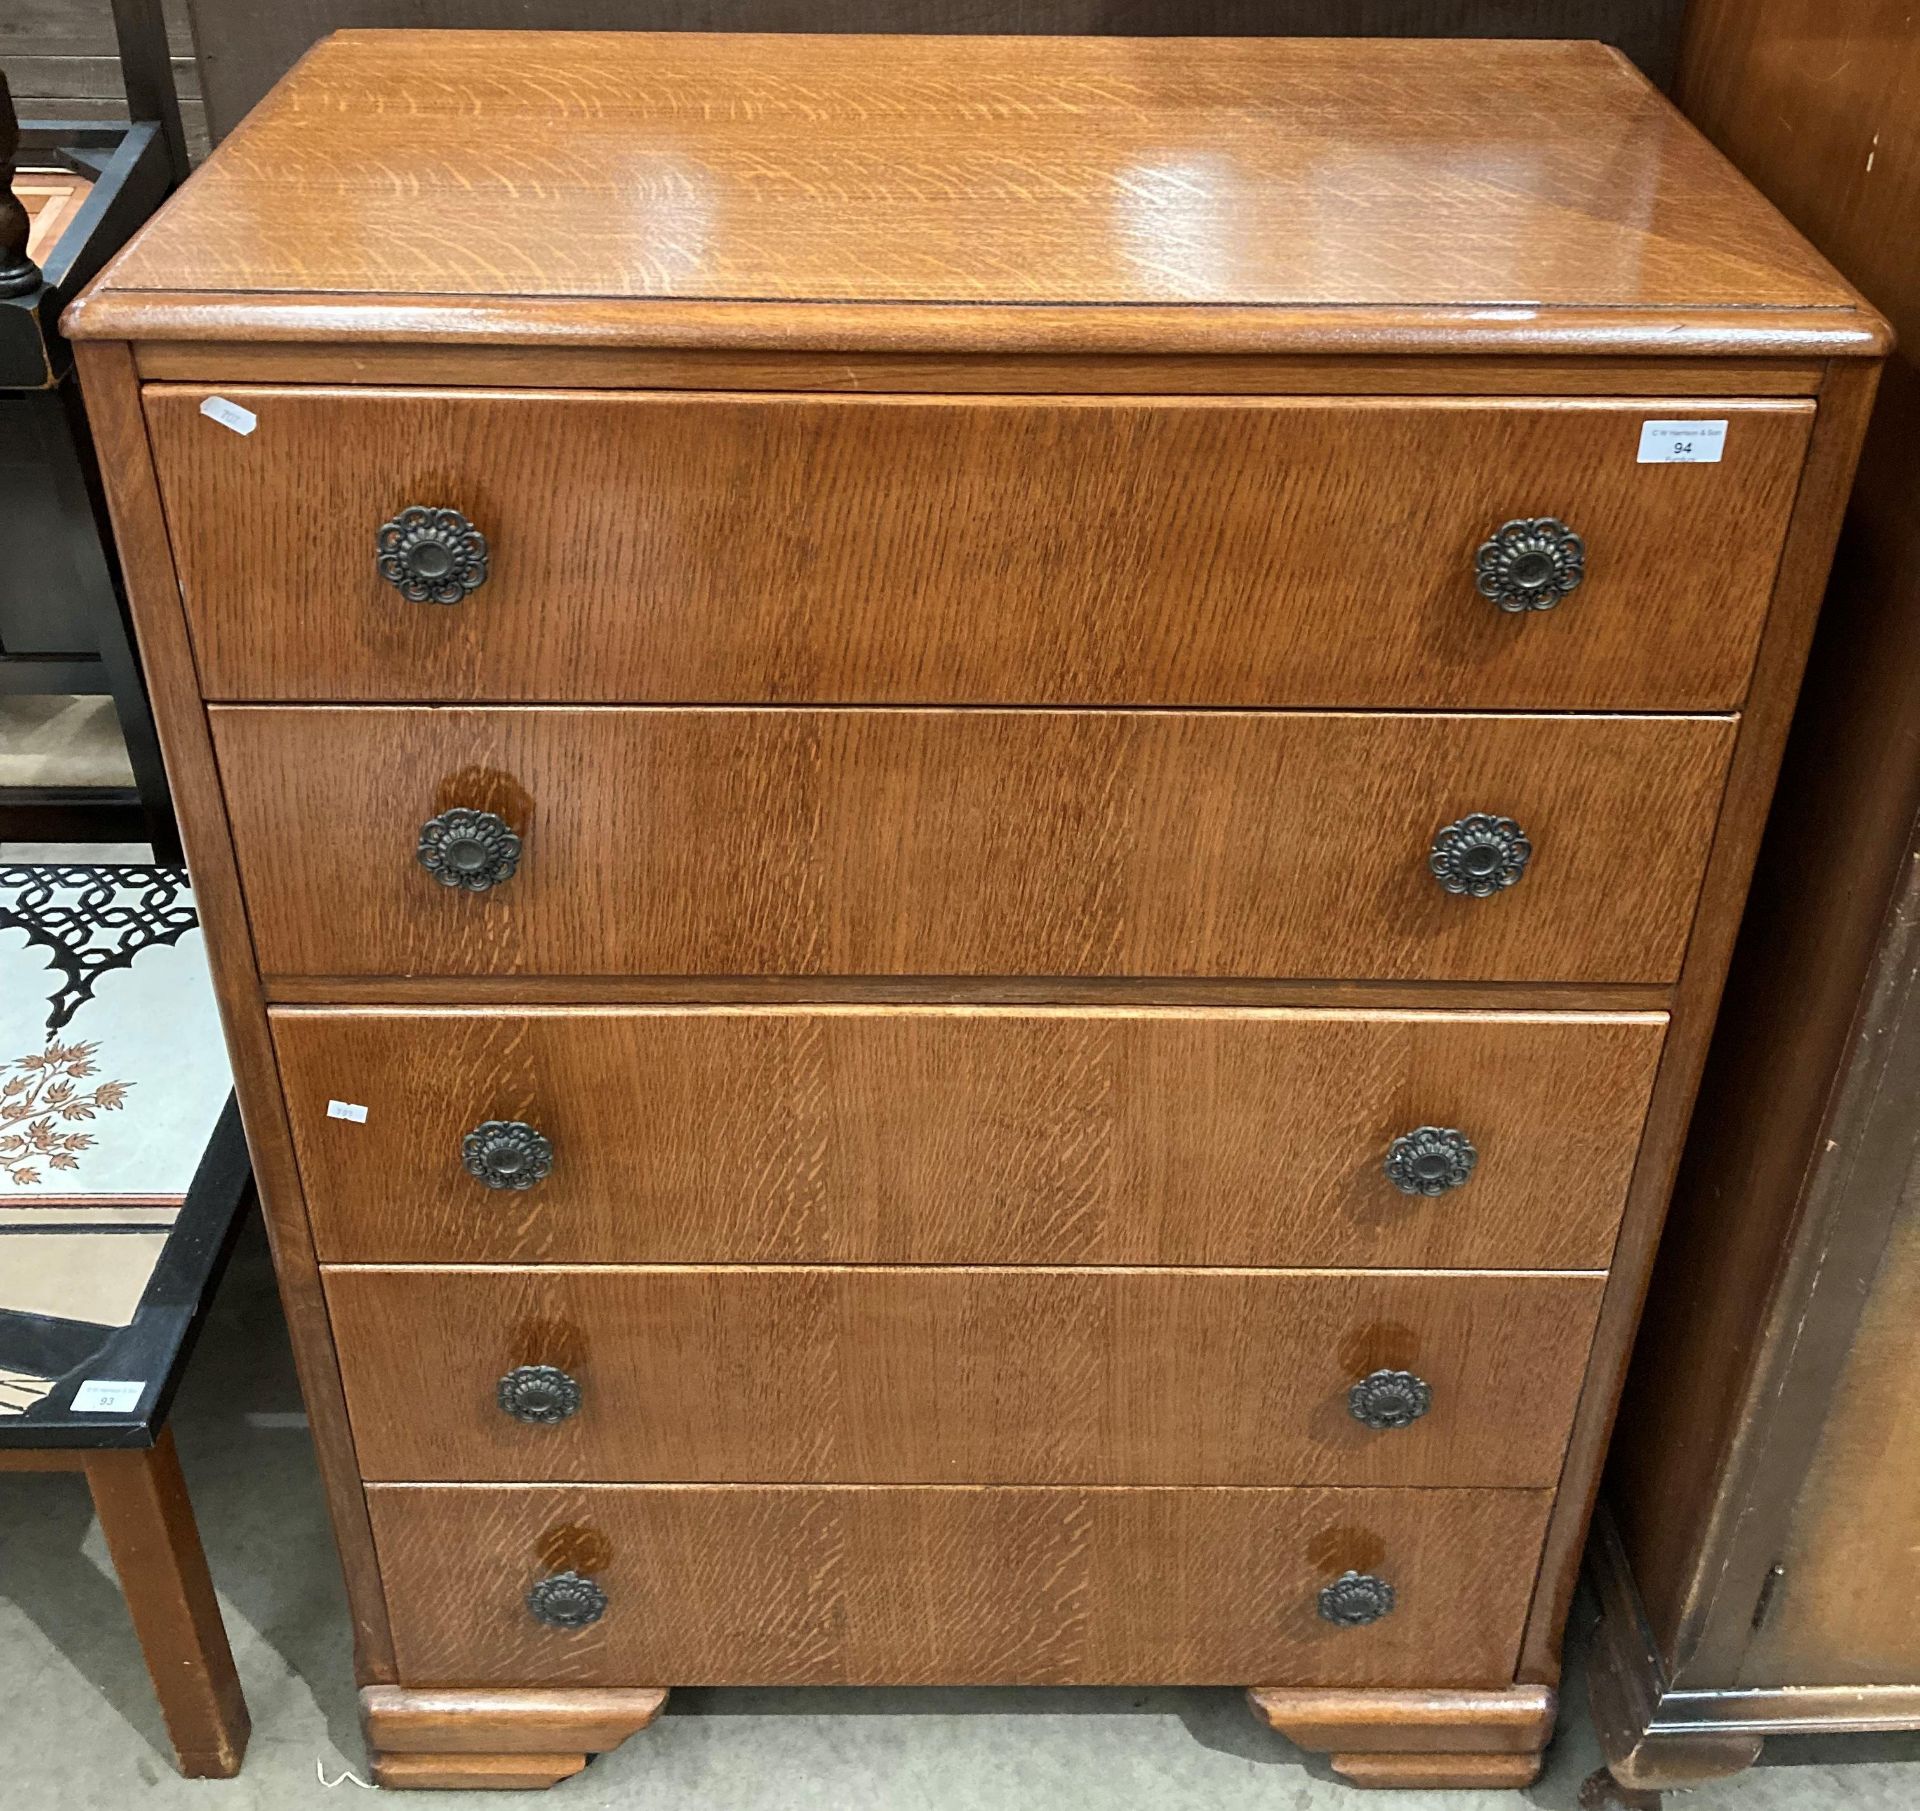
366;1484;1551;1687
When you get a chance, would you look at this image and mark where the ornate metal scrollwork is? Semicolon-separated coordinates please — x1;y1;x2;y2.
1348;1369;1433;1431
1318;1570;1397;1627
462;1119;553;1190
497;1364;581;1425
1429;814;1531;898
376;505;489;604
526;1570;607;1629
1384;1126;1478;1197
1475;517;1584;613
416;807;521;892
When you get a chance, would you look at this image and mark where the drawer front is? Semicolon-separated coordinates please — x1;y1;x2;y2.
367;1482;1552;1687
326;1266;1603;1488
277;1006;1665;1268
146;386;1809;712
214;707;1734;983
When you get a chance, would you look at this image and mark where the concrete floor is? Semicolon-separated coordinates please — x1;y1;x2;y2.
5;1218;1919;1808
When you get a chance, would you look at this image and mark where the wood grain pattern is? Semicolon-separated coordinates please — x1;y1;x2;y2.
261;975;1673;1011
1594;0;1920;1738
164;1;1694;149
1329;1751;1543;1788
68;33;1880;363
129;341;1833;396
274;1005;1665;1269
211;706;1737;985
84;1430;250;1779
370;1752;585;1790
365;1482;1554;1687
70;338;398;1682
144;387;1811;712
359;1684;667;1754
1516;357;1883;1683
1248;1682;1555;1753
324;1265;1604;1489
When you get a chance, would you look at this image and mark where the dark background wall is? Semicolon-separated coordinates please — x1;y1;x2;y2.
1;2;1688;154
4;2;205;157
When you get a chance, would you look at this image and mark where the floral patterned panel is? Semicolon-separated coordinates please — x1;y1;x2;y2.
0;867;230;1415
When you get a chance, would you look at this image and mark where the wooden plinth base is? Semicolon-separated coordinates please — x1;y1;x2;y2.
1248;1685;1556;1790
372;1752;590;1790
362;1686;668;1791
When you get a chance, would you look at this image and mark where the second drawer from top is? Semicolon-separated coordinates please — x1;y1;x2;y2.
147;387;1810;711
214;706;1735;983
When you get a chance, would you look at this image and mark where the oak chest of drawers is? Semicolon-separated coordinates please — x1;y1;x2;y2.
68;29;1885;1792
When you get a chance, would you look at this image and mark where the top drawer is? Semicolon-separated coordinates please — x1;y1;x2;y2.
145;387;1810;710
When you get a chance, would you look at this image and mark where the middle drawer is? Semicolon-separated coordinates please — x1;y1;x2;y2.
325;1265;1604;1488
275;1006;1665;1269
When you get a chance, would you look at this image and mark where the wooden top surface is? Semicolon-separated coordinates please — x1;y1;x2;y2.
69;31;1882;356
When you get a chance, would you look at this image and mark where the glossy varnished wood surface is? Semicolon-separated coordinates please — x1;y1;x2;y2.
1516;359;1882;1683
273;1005;1665;1269
326;1265;1603;1489
68;34;1881;361
69;340;399;1683
366;1482;1553;1687
146;387;1809;711
1599;0;1920;1714
211;706;1736;984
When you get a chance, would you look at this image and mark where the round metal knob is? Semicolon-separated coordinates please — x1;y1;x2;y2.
1384;1127;1478;1197
417;807;521;892
526;1570;607;1629
498;1364;581;1425
462;1119;553;1190
1475;517;1584;613
376;505;489;604
1429;814;1531;898
1318;1570;1396;1628
1348;1369;1433;1431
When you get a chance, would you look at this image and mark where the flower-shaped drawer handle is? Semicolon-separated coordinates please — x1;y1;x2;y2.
462;1119;553;1190
497;1364;581;1425
417;807;521;892
1429;814;1531;898
526;1570;607;1630
1348;1368;1433;1431
1384;1127;1478;1197
1318;1570;1396;1628
1475;516;1584;613
375;505;489;604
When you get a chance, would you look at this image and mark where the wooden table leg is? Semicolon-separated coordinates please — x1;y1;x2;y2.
84;1427;251;1777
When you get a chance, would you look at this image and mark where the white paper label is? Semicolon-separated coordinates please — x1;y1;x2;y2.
73;1380;146;1413
199;395;258;436
1638;419;1727;463
326;1099;369;1123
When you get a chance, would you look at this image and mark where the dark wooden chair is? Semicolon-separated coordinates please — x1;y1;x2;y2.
1;860;251;1776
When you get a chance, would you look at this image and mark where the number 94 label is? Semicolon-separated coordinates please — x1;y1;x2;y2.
1638;419;1728;463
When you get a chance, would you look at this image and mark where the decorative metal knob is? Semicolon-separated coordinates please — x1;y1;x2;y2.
462;1120;553;1190
498;1365;581;1425
376;505;489;604
526;1570;607;1629
1429;814;1531;897
1384;1127;1478;1197
1475;517;1584;613
1348;1369;1433;1431
417;807;521;892
1318;1570;1396;1627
